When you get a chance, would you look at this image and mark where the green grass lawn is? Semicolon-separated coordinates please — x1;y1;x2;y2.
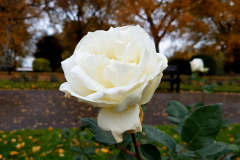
158;82;240;93
0;79;240;93
0;124;239;160
0;79;63;89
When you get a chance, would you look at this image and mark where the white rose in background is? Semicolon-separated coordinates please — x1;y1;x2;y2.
190;58;209;73
59;25;168;142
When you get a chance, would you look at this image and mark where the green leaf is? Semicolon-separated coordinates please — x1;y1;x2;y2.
196;142;225;156
191;73;205;82
70;146;82;153
79;131;87;136
143;125;176;151
178;153;193;160
81;118;117;146
221;119;231;128
106;155;118;160
167;116;181;124
120;132;132;147
202;84;217;94
175;144;196;157
166;100;188;118
168;150;181;160
73;154;85;160
181;103;222;151
142;104;148;112
62;128;70;139
140;144;161;160
84;146;97;155
177;116;189;135
225;143;239;152
168;150;192;160
187;102;204;109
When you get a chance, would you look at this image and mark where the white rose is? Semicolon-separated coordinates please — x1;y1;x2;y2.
190;58;208;73
59;25;168;142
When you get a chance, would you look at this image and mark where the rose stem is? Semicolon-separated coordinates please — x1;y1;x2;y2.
130;133;143;160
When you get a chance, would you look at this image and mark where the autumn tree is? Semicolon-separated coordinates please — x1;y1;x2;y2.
35;35;63;71
43;0;119;59
116;0;202;53
174;0;240;73
0;0;48;67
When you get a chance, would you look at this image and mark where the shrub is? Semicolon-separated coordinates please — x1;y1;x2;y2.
50;75;58;82
232;60;240;74
33;58;51;72
168;58;191;75
191;54;217;75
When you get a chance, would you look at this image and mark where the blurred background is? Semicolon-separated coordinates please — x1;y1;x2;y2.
0;0;240;74
0;1;240;159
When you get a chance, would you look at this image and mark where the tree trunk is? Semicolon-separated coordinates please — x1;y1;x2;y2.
154;36;160;53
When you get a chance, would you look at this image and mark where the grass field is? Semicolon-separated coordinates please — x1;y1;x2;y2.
0;79;240;93
0;124;239;160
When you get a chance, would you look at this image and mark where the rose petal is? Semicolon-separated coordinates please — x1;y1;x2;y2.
61;57;92;96
121;36;145;63
71;65;106;91
102;60;137;87
98;104;142;143
60;82;116;107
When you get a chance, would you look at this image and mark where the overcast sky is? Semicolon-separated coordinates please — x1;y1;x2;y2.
22;16;180;67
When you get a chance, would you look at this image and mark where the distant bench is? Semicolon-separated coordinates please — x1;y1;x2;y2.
162;65;181;92
0;65;14;75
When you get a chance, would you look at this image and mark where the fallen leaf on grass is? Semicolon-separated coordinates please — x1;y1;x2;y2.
10;151;18;156
11;139;16;142
0;154;2;159
95;149;100;153
229;137;235;142
101;148;109;153
59;153;64;157
55;148;64;154
48;127;53;131
57;144;63;148
41;152;46;157
32;146;41;153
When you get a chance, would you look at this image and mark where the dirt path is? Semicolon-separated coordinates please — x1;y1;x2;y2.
0;90;239;130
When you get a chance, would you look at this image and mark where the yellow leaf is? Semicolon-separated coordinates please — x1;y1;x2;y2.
95;148;100;153
0;131;4;133
48;127;53;131
10;151;18;156
162;146;167;150
101;148;109;153
0;154;2;159
56;148;64;154
28;136;33;139
32;139;37;143
229;138;235;142
94;143;99;147
0;138;2;142
32;146;41;153
41;152;46;157
11;139;16;143
2;135;6;138
84;142;89;146
59;153;65;157
57;144;63;148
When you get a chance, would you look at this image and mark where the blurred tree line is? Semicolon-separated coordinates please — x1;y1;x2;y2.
0;0;240;74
